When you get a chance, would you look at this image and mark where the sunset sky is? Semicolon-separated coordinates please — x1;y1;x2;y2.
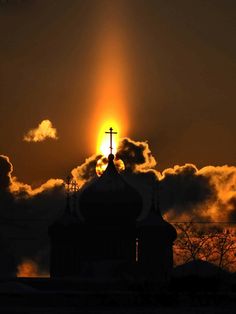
0;0;235;185
0;0;236;277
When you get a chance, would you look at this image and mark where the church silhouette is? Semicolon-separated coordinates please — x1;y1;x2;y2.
49;129;177;283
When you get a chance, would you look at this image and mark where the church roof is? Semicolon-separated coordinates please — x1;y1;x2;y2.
79;154;142;223
138;196;177;241
48;199;81;235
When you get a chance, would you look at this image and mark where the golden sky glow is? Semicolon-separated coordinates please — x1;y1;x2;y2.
96;121;120;156
89;3;129;155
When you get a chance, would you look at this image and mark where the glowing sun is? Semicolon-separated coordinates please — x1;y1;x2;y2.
95;123;125;176
96;120;120;156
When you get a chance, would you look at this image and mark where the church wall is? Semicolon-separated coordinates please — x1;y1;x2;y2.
137;227;175;282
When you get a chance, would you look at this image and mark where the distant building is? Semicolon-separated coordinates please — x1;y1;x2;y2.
49;153;177;282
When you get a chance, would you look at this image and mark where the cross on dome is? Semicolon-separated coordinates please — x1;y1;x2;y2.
105;127;117;155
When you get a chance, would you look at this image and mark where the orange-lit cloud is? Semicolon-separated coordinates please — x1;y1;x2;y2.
71;154;102;188
160;163;236;224
17;259;49;278
23;119;58;142
10;177;63;197
0;154;65;277
0;154;13;189
198;165;236;222
70;137;236;225
0;154;63;197
1;137;236;276
115;138;236;224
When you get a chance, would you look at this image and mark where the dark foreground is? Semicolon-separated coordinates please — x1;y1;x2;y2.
0;277;235;314
0;307;234;314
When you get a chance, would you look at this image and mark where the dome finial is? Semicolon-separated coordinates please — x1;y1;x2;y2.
108;153;114;162
105;127;117;156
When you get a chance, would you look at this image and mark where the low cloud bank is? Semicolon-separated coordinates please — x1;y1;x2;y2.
0;137;236;275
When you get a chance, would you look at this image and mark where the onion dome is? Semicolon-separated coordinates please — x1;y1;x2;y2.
79;154;142;223
48;199;81;237
55;206;79;226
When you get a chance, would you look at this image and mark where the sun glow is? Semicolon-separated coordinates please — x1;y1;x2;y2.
96;121;120;156
88;2;129;155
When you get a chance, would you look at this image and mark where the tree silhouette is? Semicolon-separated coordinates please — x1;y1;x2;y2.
173;222;236;272
173;222;215;265
213;229;236;272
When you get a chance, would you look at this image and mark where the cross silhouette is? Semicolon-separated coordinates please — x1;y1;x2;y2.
105;127;117;155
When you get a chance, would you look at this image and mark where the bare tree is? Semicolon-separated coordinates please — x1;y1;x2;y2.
172;222;236;272
173;222;216;266
213;229;236;272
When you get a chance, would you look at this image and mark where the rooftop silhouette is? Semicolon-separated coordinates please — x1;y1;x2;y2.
49;128;177;282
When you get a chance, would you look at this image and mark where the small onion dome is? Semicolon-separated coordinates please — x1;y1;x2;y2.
56;209;79;226
79;154;142;223
48;205;81;236
138;203;177;242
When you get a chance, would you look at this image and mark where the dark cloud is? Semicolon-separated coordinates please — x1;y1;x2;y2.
0;155;12;190
159;164;215;221
72;139;236;224
116;137;156;172
0;138;236;275
226;197;236;222
0;154;64;276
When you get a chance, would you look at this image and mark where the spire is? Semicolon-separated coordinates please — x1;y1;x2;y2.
71;178;79;216
105;127;117;155
156;179;161;213
65;175;71;214
79;126;142;222
64;176;79;217
150;180;162;217
104;127;119;176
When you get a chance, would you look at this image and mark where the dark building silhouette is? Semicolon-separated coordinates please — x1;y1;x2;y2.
49;152;177;282
137;197;177;282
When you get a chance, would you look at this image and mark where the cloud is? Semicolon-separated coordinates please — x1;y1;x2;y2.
0;154;64;276
71;154;102;187
0;155;13;190
159;164;215;221
197;165;236;222
158;164;236;224
1;137;236;276
117;139;236;223
116;137;157;172
116;138;236;224
23;119;58;142
70;138;236;223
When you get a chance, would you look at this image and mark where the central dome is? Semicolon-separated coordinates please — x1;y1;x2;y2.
79;154;142;223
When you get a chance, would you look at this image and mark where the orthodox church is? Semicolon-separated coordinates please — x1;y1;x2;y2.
49;130;177;283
